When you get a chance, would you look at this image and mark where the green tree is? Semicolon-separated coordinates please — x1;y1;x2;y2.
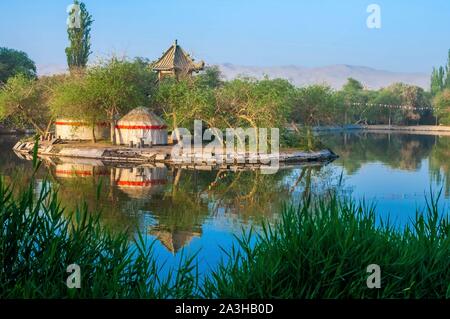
155;76;215;133
50;73;104;142
342;77;364;91
367;88;402;125
431;66;445;96
431;49;450;96
385;83;431;125
338;78;369;124
433;89;450;125
291;84;337;126
444;49;450;89
215;77;294;129
0;74;52;135
195;66;223;89
65;1;93;70
86;58;157;143
0;47;36;84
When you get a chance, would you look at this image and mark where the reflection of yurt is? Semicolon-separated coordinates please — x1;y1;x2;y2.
55;159;109;179
55;119;110;140
114;166;167;199
115;108;168;146
150;227;201;253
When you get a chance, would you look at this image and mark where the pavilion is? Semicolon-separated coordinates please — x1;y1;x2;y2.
152;40;205;80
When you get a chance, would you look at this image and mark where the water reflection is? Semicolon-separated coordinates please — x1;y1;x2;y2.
324;132;436;173
1;132;449;259
37;156;299;253
320;132;450;225
320;132;450;195
429;137;450;197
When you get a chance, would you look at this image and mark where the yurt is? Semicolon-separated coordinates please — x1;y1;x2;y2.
55;119;110;141
114;166;167;199
115;108;168;146
54;158;109;179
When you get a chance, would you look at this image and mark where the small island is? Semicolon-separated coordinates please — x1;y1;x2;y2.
8;40;338;169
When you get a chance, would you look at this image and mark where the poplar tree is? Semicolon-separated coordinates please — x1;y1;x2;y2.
65;1;93;70
431;49;450;96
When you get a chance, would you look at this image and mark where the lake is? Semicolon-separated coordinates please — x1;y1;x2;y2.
1;131;449;274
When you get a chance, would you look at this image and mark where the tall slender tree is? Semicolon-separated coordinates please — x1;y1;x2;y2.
431;49;450;96
445;49;450;89
430;67;444;96
65;1;93;70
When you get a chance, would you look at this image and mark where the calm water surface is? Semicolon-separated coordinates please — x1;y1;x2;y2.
1;132;449;273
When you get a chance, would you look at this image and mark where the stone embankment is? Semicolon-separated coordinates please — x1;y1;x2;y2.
12;139;338;167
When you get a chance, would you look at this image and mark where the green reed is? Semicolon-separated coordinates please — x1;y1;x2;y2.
0;175;449;298
203;194;450;299
0;176;199;298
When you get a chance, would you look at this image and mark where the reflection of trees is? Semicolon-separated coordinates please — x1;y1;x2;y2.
204;169;291;222
142;170;210;253
324;132;435;174
3;138;333;253
0;136;46;192
49;162;145;233
429;137;450;197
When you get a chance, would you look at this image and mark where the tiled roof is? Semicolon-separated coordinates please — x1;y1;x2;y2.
152;40;204;73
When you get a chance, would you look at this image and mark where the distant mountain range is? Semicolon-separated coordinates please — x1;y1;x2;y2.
37;63;430;90
217;63;430;90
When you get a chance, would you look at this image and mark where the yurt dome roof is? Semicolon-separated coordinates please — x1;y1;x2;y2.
118;107;166;125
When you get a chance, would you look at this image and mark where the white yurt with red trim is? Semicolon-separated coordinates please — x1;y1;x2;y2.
115;108;168;146
55;119;110;140
55;158;109;179
114;166;167;199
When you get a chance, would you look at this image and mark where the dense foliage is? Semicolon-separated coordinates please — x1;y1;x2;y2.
433;89;450;125
204;195;450;298
50;58;157;142
430;50;450;124
0;175;448;298
0;74;52;134
0;47;36;85
431;50;450;97
2;45;450;141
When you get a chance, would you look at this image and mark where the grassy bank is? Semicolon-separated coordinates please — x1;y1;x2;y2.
0;177;449;298
0;178;199;298
204;196;449;298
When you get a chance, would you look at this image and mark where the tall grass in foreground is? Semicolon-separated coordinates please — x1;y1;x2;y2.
0;175;449;298
204;196;450;299
0;178;199;298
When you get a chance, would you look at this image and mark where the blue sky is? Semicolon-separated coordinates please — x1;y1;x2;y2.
0;0;449;73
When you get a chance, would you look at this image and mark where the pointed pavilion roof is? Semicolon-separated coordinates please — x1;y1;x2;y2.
152;40;205;73
150;227;201;254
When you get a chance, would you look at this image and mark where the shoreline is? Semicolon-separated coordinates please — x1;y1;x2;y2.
311;124;450;135
12;140;338;167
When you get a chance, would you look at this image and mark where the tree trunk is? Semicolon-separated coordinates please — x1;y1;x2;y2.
91;123;97;143
306;127;313;150
17;105;45;136
44;120;53;137
110;118;116;145
172;113;180;143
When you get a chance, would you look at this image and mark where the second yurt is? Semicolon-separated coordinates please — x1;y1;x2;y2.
54;158;109;179
115;107;168;146
55;119;110;141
